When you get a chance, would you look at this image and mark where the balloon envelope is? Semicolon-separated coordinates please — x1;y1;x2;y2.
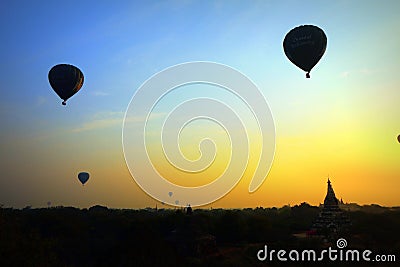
283;25;327;77
397;134;400;143
48;64;84;105
78;172;90;185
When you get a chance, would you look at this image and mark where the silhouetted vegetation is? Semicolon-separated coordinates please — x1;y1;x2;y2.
0;204;399;266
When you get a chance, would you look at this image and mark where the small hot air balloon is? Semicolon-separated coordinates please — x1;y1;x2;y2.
78;172;90;185
168;192;173;197
283;25;327;78
48;64;84;105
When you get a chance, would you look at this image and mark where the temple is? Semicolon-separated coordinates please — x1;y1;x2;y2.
311;178;350;236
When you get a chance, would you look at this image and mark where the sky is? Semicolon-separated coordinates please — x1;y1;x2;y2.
0;0;399;209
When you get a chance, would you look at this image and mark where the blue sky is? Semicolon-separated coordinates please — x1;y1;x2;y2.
1;0;399;208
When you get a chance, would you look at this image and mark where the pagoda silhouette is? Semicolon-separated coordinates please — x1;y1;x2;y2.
311;178;351;237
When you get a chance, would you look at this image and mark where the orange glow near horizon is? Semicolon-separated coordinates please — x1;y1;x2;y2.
1;1;399;209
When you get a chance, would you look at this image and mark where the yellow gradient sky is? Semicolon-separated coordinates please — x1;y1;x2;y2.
0;1;399;208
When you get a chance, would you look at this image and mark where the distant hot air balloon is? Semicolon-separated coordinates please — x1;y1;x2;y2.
78;172;90;185
48;64;84;105
283;25;327;78
168;192;173;197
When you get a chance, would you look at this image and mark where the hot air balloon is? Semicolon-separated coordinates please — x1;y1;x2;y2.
48;64;84;105
78;172;90;185
283;25;327;78
397;134;400;143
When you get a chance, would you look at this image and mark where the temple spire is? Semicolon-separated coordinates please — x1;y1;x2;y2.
324;178;338;207
311;177;351;238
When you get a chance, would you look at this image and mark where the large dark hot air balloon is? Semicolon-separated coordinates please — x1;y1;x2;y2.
78;172;90;185
48;64;84;105
397;134;400;143
283;25;327;78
